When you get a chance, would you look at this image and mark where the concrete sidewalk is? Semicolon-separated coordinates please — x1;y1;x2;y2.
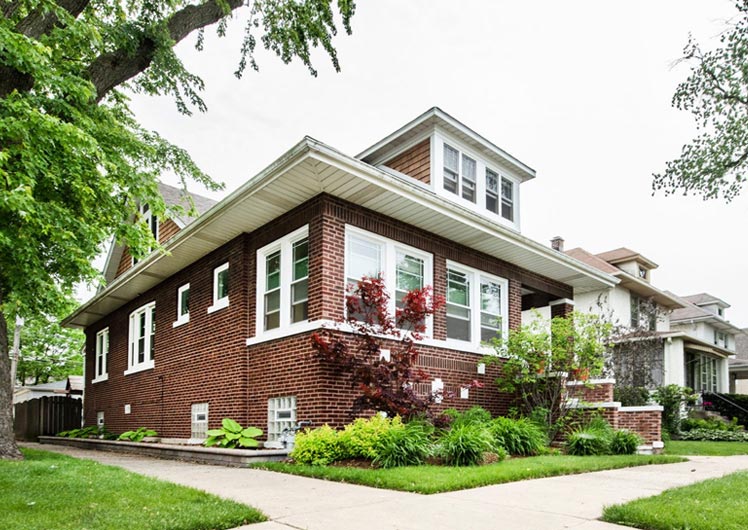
24;443;748;530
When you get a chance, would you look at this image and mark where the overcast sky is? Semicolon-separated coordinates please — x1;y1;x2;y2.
120;0;747;325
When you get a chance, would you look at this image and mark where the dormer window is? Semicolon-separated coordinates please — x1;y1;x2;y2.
718;307;724;317
501;177;514;221
638;266;647;279
486;169;514;222
132;203;158;265
443;144;477;203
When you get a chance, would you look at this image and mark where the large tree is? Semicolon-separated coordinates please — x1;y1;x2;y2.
0;0;355;459
13;316;84;386
653;0;748;201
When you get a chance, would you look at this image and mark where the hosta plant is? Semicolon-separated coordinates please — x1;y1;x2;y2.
118;427;158;442
205;419;263;449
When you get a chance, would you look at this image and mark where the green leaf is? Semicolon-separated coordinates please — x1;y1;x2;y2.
238;437;259;448
222;418;242;433
241;427;263;438
225;431;241;441
205;429;224;437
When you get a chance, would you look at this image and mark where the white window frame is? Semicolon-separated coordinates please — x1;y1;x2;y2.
445;261;509;348
208;262;230;313
173;283;190;327
125;301;156;375
92;327;109;383
432;133;520;230
255;225;310;337
344;226;434;336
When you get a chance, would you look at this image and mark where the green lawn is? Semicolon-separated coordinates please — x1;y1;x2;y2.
253;454;684;494
603;471;748;530
664;440;748;456
0;448;266;530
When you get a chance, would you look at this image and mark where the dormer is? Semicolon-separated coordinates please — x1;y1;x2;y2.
681;293;730;319
595;247;658;283
357;107;536;232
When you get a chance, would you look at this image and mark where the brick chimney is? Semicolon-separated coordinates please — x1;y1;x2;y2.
551;236;564;252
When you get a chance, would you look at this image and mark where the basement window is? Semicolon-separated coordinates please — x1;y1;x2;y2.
267;396;297;442
191;403;209;440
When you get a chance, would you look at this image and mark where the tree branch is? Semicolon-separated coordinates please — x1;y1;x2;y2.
88;0;243;102
15;0;90;40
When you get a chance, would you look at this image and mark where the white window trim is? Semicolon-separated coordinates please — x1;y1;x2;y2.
92;327;109;383
173;283;190;327
255;225;310;337
125;301;156;375
344;225;434;337
208;262;230;313
445;261;509;349
432;132;520;231
132;203;159;266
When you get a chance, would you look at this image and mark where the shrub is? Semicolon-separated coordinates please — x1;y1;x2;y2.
677;429;748;442
614;386;651;407
443;406;492;427
57;426;116;440
204;418;263;449
489;417;547;456
703;392;748;427
290;425;344;465
565;428;610;456
653;385;697;434
118;427;157;442
338;415;404;460
437;423;495;466
373;421;433;468
680;417;743;432
609;429;642;455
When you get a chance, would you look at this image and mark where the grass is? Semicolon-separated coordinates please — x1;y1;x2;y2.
664;440;748;456
0;448;266;530
603;471;748;530
253;454;685;494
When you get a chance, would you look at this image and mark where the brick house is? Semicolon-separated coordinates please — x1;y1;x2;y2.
65;108;619;442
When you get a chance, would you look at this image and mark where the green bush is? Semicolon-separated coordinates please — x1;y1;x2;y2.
677;429;748;442
489;417;547;456
57;426;116;440
443;406;492;427
565;429;610;456
290;425;344;465
204;418;263;449
373;421;433;468
437;423;495;466
653;385;697;434
118;427;157;442
680;417;743;433
338;415;403;460
609;429;642;455
614;386;651;407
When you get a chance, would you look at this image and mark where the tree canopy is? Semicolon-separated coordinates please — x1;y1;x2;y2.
654;0;748;201
0;0;356;459
13;316;84;385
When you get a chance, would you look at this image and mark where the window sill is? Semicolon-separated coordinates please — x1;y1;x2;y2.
207;298;229;314
124;361;154;376
173;316;190;328
91;374;109;384
247;320;322;346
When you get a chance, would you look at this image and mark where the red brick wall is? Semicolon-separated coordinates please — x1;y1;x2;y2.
568;382;615;403
383;139;431;184
619;410;661;444
86;193;572;438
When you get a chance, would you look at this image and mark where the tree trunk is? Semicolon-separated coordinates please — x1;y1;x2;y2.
0;289;23;459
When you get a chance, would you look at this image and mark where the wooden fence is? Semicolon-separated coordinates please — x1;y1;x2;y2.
14;396;82;441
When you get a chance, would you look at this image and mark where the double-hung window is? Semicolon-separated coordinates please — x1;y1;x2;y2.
500;177;514;221
345;227;432;331
174;283;190;326
208;263;229;313
93;328;109;382
442;144;477;203
256;226;309;335
446;263;507;346
127;302;155;374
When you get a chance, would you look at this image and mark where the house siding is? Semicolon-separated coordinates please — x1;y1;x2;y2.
85;193;573;438
383;139;431;184
114;218;182;279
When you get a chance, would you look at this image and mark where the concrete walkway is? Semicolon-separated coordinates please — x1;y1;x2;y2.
24;443;748;530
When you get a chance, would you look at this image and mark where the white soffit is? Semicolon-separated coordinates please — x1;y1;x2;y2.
65;137;615;328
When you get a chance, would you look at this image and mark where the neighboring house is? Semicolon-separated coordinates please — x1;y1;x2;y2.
561;244;738;393
667;293;742;394
13;375;83;404
64;107;618;441
730;329;748;394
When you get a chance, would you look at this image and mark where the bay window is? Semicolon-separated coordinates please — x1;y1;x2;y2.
256;226;309;334
127;302;155;374
446;263;507;346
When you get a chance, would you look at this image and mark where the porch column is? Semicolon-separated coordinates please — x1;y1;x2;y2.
549;298;575;319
